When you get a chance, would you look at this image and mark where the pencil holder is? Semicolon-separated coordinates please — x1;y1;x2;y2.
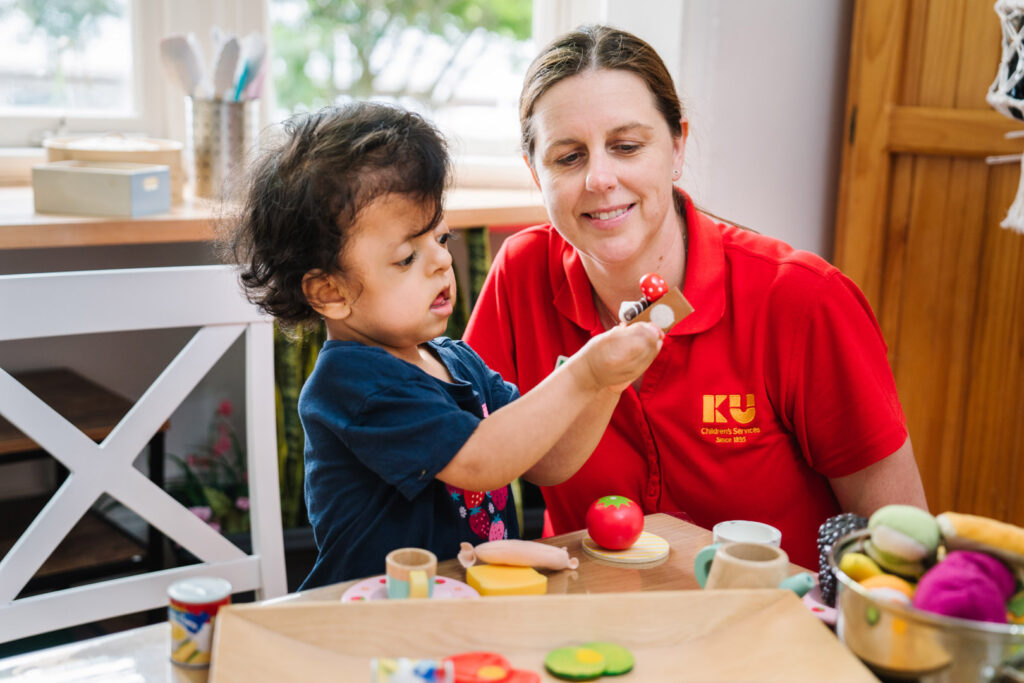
186;97;258;199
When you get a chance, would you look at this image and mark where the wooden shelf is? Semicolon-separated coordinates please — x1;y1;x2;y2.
0;369;167;457
0;185;548;250
0;495;145;584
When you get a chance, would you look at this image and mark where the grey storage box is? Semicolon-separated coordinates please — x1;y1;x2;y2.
32;160;171;217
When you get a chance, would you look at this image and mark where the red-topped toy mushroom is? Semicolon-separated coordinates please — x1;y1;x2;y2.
617;272;694;331
638;272;668;302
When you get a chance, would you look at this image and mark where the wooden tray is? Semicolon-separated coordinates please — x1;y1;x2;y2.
209;589;876;682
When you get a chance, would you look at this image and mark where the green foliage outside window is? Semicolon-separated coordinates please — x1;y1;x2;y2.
0;0;123;106
272;0;531;113
0;0;120;47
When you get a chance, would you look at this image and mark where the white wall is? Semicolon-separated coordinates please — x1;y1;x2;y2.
679;0;853;257
536;0;854;258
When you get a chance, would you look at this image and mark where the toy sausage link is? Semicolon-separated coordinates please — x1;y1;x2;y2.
458;540;579;570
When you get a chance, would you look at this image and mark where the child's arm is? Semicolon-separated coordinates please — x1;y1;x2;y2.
519;384;622;486
436;322;663;492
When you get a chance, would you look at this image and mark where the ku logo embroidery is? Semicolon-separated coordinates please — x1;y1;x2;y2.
702;393;756;424
700;394;761;444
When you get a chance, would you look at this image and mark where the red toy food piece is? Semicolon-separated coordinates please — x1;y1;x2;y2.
445;651;513;682
585;495;644;550
638;273;668;302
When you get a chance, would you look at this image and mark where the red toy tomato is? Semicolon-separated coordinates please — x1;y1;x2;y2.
585;495;644;550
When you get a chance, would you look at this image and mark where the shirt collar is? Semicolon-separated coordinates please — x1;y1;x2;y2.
552;188;726;335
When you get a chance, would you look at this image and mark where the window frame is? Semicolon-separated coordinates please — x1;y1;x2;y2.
0;0;265;185
0;0;164;148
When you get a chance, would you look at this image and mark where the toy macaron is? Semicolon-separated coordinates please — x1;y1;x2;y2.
859;573;916;604
864;504;941;578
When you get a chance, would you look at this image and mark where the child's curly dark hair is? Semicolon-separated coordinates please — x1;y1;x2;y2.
221;102;449;328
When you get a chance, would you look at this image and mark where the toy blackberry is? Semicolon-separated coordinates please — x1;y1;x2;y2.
817;512;868;606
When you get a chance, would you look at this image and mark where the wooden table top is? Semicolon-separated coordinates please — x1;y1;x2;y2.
0;514;841;682
0;186;548;250
281;512;719;604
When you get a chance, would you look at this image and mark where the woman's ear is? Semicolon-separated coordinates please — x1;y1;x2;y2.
522;153;541;190
302;270;351;320
673;118;689;172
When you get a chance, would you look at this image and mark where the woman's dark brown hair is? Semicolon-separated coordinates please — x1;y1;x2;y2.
519;25;685;161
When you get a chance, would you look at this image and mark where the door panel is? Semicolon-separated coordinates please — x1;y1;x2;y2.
836;0;1024;523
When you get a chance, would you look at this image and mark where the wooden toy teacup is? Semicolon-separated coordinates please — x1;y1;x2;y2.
694;542;814;596
697;542;790;589
385;548;437;599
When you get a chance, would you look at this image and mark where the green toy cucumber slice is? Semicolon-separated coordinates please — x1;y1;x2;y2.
544;646;606;680
582;642;635;675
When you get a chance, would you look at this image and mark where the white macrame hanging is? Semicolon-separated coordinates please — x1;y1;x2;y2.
987;0;1024;233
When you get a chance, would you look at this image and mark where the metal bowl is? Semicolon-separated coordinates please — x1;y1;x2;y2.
828;529;1024;682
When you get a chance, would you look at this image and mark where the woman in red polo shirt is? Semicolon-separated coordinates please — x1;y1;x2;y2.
463;25;927;569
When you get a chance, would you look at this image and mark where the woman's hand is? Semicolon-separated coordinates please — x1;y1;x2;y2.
572;322;664;393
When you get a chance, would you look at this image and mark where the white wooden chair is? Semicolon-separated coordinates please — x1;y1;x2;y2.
0;265;286;643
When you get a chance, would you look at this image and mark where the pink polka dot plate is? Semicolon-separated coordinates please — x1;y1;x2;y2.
340;574;480;602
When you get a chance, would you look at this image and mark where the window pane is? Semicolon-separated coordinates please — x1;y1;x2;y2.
0;0;133;116
268;0;533;157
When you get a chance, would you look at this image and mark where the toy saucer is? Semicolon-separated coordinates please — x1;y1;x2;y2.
341;575;479;602
581;531;670;564
801;584;838;626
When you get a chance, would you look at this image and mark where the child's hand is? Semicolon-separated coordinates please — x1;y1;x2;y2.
572;322;664;393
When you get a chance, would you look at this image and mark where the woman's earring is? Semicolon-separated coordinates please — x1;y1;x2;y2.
672;169;681;179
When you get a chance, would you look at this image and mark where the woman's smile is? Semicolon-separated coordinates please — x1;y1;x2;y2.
582;203;636;227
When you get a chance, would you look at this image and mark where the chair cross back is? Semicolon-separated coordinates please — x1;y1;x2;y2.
0;265;286;643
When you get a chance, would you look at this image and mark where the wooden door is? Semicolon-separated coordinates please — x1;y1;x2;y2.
836;0;1024;525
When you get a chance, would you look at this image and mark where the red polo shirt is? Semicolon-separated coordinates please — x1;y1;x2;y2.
463;194;907;569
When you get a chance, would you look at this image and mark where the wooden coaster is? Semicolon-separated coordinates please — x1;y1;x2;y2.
581;531;670;564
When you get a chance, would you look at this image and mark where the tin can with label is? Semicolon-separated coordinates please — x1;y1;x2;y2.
168;577;232;668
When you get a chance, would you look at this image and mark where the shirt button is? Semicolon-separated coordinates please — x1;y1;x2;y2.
420;469;426;477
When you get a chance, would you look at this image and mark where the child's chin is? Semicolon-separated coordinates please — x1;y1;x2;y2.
426;317;450;338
